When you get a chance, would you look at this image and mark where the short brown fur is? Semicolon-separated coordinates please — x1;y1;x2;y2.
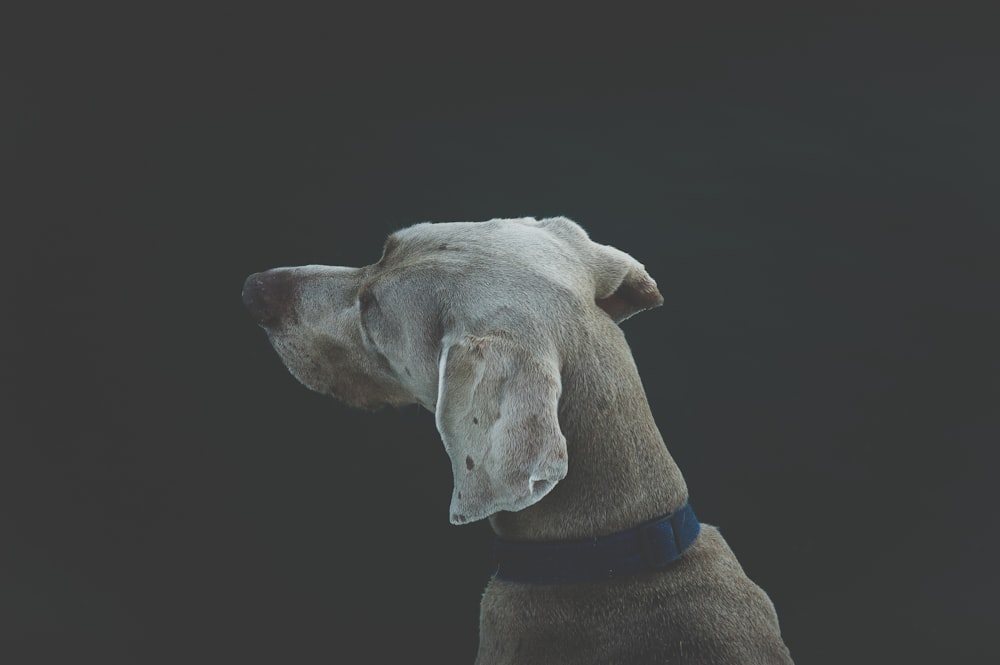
243;217;793;664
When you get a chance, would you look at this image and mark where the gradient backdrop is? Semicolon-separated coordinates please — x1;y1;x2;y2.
3;4;997;663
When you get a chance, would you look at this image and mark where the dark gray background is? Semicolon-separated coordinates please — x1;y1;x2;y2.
3;4;997;663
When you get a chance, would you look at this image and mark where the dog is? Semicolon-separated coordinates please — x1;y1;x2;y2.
243;216;793;664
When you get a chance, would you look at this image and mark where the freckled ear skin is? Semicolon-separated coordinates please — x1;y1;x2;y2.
435;335;567;525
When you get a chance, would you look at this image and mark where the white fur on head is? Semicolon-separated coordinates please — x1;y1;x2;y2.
249;216;661;525
435;333;567;525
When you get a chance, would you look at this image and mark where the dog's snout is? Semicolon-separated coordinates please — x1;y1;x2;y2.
242;270;298;327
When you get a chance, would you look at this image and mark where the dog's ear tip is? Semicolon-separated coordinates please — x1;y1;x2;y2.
585;238;662;323
596;274;663;322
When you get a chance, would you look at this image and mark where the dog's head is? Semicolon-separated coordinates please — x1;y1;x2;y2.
243;217;662;524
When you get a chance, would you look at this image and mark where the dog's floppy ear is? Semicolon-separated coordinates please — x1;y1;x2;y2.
590;243;663;323
435;334;567;525
535;216;662;323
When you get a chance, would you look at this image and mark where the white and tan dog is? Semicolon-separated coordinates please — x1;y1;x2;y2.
243;217;793;664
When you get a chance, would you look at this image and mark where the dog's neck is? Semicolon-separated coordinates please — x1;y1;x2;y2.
489;314;688;542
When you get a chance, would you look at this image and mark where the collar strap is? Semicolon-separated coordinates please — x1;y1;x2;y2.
493;502;700;585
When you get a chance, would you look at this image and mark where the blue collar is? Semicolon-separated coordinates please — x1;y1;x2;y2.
492;502;700;585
